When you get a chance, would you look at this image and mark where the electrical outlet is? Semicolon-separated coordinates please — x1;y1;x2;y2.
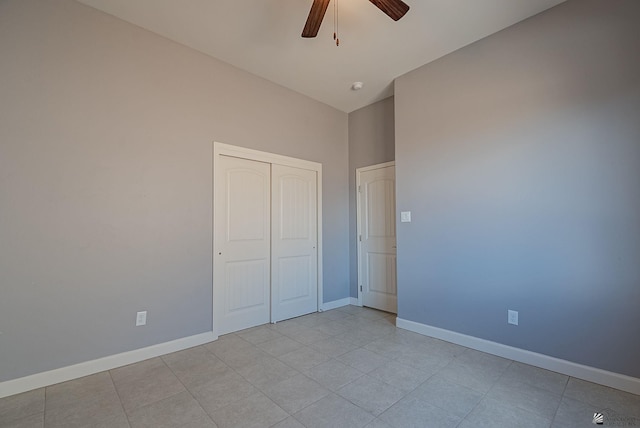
136;311;147;326
508;310;518;326
400;211;412;223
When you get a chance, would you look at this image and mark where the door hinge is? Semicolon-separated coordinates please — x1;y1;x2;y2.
359;235;362;242
360;285;363;292
358;185;361;193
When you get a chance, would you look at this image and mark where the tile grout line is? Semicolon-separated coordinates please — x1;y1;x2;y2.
160;349;219;427
548;374;571;428
270;315;376;413
107;366;133;428
205;329;336;427
242;310;398;425
452;355;514;427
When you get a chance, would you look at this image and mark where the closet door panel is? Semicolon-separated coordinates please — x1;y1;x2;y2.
214;155;271;335
271;164;318;322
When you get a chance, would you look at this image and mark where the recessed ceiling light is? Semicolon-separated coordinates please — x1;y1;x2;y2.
351;82;364;91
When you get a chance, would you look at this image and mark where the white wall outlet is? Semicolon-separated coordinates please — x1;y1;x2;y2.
400;211;412;223
508;310;518;326
136;311;147;326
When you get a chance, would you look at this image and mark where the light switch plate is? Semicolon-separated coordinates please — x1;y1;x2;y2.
136;311;147;326
400;211;411;223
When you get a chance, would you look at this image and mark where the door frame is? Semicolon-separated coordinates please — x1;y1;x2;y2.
356;161;395;307
213;142;323;334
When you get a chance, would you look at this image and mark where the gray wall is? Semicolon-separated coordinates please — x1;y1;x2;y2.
0;0;348;382
348;98;395;297
395;0;640;378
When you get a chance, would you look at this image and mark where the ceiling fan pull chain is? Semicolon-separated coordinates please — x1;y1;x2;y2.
333;0;340;46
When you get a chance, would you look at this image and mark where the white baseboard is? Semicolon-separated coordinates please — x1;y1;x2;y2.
321;297;350;311
0;331;217;399
396;318;640;396
349;297;360;306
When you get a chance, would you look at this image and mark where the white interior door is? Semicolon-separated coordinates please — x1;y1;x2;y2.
358;164;397;313
271;164;318;322
214;155;271;335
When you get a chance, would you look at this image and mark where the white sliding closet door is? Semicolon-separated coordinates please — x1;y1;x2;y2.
214;155;271;335
271;164;318;322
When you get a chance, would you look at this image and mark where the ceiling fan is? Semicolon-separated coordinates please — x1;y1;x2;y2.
302;0;410;38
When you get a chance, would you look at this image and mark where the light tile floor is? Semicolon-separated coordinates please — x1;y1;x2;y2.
2;306;639;428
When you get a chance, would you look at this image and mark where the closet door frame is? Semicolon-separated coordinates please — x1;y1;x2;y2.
213;142;323;334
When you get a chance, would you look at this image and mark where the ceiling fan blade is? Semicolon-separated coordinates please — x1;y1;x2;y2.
302;0;331;38
368;0;410;21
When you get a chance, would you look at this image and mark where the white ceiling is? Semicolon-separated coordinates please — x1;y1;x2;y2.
77;0;565;113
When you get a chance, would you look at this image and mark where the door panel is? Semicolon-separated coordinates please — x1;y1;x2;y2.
226;260;268;311
214;156;271;335
278;256;311;301
279;175;311;240
271;164;318;322
227;170;269;241
360;165;397;313
367;178;396;238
